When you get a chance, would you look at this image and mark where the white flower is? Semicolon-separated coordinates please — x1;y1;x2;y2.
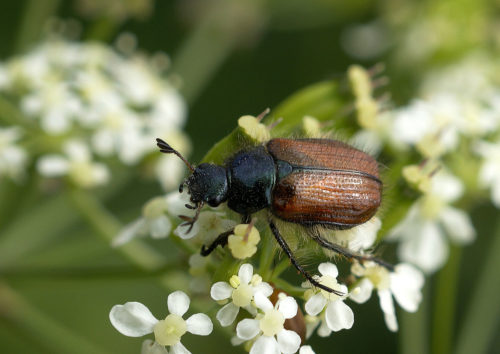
302;263;354;335
0;127;27;180
2;39;189;189
236;292;301;354
322;216;381;252
211;263;272;327
227;224;261;259
174;210;237;242
299;345;316;354
475;139;500;207
388;171;475;273
37;139;109;188
113;196;172;246
109;290;213;354
350;262;424;331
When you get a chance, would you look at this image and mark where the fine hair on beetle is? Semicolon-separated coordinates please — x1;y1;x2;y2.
156;110;394;295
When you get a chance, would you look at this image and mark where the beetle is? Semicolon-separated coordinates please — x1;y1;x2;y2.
156;137;393;295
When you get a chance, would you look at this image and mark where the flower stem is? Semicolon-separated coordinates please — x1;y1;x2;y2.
0;282;108;354
272;278;305;297
454;221;500;354
400;281;429;354
258;236;276;281
15;0;60;52
171;2;264;104
68;188;166;271
431;245;461;354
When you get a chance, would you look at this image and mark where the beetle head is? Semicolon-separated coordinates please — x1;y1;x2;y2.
185;163;228;207
157;138;228;231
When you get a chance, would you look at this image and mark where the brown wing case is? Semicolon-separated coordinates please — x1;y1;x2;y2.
266;138;379;178
271;170;381;227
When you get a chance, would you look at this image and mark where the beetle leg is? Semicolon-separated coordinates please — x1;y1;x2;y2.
269;219;344;296
200;215;253;256
311;233;394;271
200;229;234;256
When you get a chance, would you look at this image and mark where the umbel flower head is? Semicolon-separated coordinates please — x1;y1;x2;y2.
0;39;189;188
350;261;424;331
211;263;272;326
236;292;301;354
109;291;213;354
303;263;354;335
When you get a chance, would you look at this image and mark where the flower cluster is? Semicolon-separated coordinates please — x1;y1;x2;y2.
0;39;189;189
348;58;500;273
110;290;213;354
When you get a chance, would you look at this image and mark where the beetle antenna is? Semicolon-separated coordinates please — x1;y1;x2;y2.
156;138;195;172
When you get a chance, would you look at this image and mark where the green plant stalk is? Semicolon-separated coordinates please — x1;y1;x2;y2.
0;192;79;268
454;221;500;354
400;282;429;354
0;282;108;354
68;188;166;271
259;236;276;281
431;245;461;354
15;0;61;53
272;278;305;298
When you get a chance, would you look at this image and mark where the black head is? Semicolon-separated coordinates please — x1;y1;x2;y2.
156;138;228;231
186;163;228;207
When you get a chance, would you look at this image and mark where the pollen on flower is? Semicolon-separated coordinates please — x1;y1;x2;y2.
153;314;187;346
250;274;262;286
259;309;285;337
238;115;271;142
232;283;253;307
319;275;344;301
227;224;260;259
229;275;241;288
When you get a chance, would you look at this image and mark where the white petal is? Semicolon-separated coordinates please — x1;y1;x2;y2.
305;294;327;316
278;296;298;319
150;216;172;239
112;219;145;247
254;292;273;312
253;282;273;297
318;262;338;278
299;345;315;354
231;335;246;346
216;302;240;327
277;329;301;354
238;263;254;284
390;264;424;312
141;339;169;354
349;278;374;304
250;336;279;354
398;221;448;273
168;291;190;317
378;289;398;331
109;302;158;337
186;313;213;335
325;300;354;331
440;207;476;244
317;319;332;337
174;222;200;240
210;282;233;301
236;318;260;340
37;155;69;176
171;342;191;354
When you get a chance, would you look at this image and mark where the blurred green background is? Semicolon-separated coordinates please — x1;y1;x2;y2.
0;1;499;353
